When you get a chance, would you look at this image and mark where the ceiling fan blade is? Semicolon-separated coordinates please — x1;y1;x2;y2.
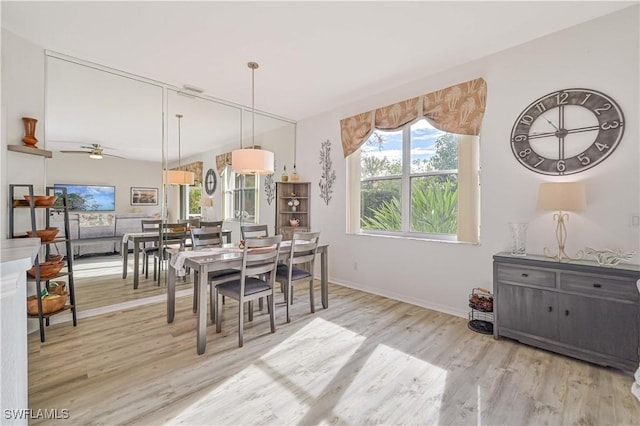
60;150;91;154
103;153;126;159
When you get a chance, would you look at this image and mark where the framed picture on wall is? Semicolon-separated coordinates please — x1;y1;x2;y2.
130;187;158;206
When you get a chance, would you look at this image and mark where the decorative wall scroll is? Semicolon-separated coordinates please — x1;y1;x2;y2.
319;140;336;205
264;172;275;205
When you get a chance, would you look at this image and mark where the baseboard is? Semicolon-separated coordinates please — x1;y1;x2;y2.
316;274;467;319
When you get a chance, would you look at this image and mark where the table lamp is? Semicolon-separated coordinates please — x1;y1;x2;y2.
199;197;213;220
537;182;586;262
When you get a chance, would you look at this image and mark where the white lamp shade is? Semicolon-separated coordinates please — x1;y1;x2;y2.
232;148;274;175
163;170;195;185
537;182;586;211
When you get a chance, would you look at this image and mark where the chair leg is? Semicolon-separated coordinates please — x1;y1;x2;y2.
192;271;198;313
286;281;292;323
209;283;215;323
215;290;223;333
259;297;264;311
309;279;315;313
238;300;244;347
248;301;254;322
269;294;276;333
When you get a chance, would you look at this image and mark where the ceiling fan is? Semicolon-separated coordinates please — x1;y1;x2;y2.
60;144;124;160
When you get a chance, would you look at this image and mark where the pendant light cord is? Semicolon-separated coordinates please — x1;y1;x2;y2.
248;62;259;150
176;114;183;167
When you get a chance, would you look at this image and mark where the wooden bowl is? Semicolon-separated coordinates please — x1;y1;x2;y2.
46;254;63;263
24;195;58;206
27;261;64;278
26;227;59;242
48;281;66;295
27;292;68;315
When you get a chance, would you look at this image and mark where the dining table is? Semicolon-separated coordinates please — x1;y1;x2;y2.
166;241;329;355
121;229;232;289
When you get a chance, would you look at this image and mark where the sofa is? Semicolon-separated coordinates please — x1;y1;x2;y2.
49;212;160;257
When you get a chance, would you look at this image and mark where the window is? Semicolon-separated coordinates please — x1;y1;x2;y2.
222;165;258;222
350;119;479;242
187;186;202;218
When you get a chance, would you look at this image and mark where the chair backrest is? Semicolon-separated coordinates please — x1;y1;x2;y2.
178;217;201;228
141;219;162;232
287;231;320;269
241;235;282;284
240;224;269;240
162;222;188;248
200;220;223;228
190;226;223;250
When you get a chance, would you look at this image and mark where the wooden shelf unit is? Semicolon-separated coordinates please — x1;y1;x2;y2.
8;184;77;342
276;182;311;240
7;144;53;158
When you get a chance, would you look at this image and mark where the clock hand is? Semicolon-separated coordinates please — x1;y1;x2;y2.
565;125;600;135
542;116;559;131
528;131;557;139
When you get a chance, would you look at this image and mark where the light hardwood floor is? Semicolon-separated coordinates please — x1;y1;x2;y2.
28;278;640;425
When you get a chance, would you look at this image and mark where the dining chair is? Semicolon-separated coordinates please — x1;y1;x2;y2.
154;222;189;284
240;224;269;239
215;234;282;347
275;231;320;323
200;220;223;228
190;226;240;318
140;219;162;278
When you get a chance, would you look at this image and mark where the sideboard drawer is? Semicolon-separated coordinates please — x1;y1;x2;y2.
559;271;638;301
496;264;556;288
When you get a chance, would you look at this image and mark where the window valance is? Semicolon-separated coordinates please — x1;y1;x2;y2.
171;161;203;184
340;77;487;157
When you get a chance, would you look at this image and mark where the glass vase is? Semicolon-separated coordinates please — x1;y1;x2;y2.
509;222;528;256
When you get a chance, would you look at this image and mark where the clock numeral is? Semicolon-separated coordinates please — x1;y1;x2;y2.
556;160;566;172
534;102;546;113
555;92;569;105
595;142;610;152
580;93;592;105
533;158;545;168
520;115;534;126
518;148;531;158
601;120;621;130
593;103;612;116
577;153;591;165
513;134;528;142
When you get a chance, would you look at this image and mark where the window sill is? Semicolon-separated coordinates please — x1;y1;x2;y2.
349;231;480;246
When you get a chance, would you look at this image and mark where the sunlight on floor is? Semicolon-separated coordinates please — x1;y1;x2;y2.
166;317;366;424
330;343;447;424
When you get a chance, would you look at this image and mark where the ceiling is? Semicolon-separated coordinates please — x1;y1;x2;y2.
2;1;634;160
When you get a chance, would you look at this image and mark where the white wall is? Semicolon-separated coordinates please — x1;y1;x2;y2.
1;29;47;237
295;8;640;317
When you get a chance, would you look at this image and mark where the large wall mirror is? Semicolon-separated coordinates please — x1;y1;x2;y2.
44;52;296;314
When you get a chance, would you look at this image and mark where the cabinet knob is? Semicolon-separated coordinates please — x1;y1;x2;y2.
593;283;602;288
565;310;570;316
548;306;553;312
521;273;529;277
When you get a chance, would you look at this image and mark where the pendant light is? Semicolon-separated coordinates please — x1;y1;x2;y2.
164;114;195;185
232;62;275;175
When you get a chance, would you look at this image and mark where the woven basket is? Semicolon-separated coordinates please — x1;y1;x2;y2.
27;292;68;315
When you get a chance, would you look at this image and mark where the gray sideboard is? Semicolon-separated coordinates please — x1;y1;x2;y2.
493;252;640;372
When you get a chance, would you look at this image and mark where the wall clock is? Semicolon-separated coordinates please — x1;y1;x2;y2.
511;88;624;175
204;168;217;195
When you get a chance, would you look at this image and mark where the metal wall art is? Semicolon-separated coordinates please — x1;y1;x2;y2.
319;139;336;205
264;172;275;205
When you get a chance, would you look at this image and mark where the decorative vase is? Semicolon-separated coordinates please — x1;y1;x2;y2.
281;166;289;182
509;222;528;256
22;117;38;147
292;205;297;212
290;164;299;182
